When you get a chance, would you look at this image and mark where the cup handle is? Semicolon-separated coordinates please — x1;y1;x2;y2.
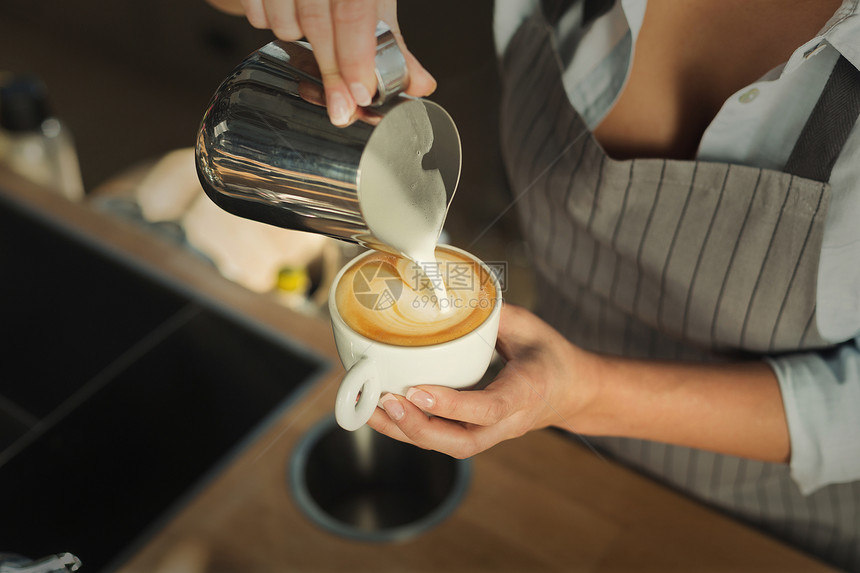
335;356;381;431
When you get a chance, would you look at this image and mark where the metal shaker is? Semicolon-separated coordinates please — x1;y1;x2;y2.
195;25;461;255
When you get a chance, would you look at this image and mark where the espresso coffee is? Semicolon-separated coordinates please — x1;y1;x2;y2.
335;246;497;347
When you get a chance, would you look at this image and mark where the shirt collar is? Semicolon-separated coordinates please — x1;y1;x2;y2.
783;0;860;76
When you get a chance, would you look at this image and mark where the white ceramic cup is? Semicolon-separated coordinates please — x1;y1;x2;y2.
330;245;502;431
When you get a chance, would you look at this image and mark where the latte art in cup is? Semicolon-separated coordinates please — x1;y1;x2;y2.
335;246;497;346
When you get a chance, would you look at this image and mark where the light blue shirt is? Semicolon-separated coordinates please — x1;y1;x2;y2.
495;0;860;494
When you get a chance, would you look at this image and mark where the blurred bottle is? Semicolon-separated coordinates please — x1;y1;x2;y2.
0;74;84;201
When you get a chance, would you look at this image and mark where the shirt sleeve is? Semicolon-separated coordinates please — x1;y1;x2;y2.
766;337;860;495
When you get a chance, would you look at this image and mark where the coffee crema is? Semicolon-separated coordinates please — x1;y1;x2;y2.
335;247;497;347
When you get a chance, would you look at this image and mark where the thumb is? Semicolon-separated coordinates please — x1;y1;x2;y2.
400;45;437;97
495;304;548;362
377;1;436;97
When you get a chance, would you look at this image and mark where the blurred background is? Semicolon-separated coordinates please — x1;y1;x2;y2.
0;0;534;308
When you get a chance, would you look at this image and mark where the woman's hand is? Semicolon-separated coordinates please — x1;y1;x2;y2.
367;304;603;459
206;0;436;125
367;302;791;464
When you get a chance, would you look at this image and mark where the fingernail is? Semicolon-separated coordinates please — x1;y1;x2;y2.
349;82;372;107
381;393;405;421
328;91;350;126
406;388;435;409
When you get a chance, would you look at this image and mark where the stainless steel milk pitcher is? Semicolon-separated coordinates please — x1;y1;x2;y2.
195;29;461;254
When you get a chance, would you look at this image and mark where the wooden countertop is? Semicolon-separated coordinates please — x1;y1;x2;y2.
0;168;834;572
120;378;836;573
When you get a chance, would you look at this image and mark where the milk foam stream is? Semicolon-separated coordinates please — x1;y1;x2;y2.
358;101;451;308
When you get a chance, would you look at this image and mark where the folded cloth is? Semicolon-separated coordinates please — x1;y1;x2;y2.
135;147;201;222
182;191;328;293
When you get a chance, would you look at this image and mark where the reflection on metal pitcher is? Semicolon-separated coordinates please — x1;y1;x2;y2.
195;36;461;256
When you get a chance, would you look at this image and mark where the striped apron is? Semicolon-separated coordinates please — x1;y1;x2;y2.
499;7;860;571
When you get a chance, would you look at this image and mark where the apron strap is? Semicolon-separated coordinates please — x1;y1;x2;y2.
784;55;860;182
541;0;615;26
582;0;616;25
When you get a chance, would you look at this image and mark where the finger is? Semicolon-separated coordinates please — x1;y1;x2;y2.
206;0;247;16
396;37;437;97
376;0;436;97
331;0;378;106
240;0;269;28
405;369;532;426
263;0;302;41
379;394;509;459
403;56;437;97
495;304;544;361
296;0;354;125
367;405;416;445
